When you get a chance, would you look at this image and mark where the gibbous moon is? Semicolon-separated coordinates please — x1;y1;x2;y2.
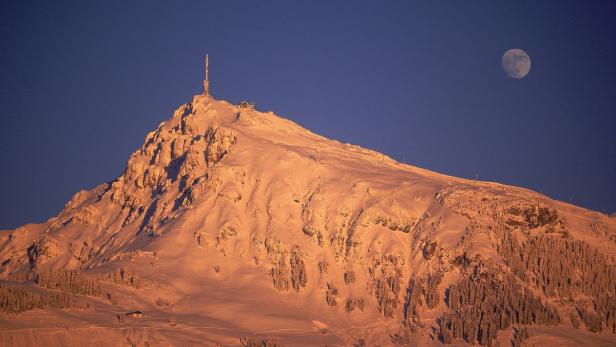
502;49;531;79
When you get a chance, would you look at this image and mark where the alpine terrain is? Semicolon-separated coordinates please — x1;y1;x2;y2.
1;91;616;347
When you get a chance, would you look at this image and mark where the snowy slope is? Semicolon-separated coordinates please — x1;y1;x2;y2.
1;94;615;346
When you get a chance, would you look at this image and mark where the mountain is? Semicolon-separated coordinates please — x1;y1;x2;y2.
1;93;615;347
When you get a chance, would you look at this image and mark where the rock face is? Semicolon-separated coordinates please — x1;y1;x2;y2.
1;94;616;346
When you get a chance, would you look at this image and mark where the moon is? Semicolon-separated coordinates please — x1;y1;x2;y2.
502;49;531;79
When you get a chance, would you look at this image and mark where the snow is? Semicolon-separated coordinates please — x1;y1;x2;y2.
1;94;615;346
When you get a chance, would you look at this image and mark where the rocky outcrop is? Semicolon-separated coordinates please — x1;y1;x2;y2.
269;244;308;293
27;237;62;269
369;251;404;318
345;297;365;313
289;247;307;291
325;282;338;307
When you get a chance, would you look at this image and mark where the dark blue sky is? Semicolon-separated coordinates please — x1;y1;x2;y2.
1;1;615;228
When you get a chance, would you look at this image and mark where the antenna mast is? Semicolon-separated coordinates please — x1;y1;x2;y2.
203;54;210;96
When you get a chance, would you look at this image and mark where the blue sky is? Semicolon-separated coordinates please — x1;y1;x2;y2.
1;1;615;228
